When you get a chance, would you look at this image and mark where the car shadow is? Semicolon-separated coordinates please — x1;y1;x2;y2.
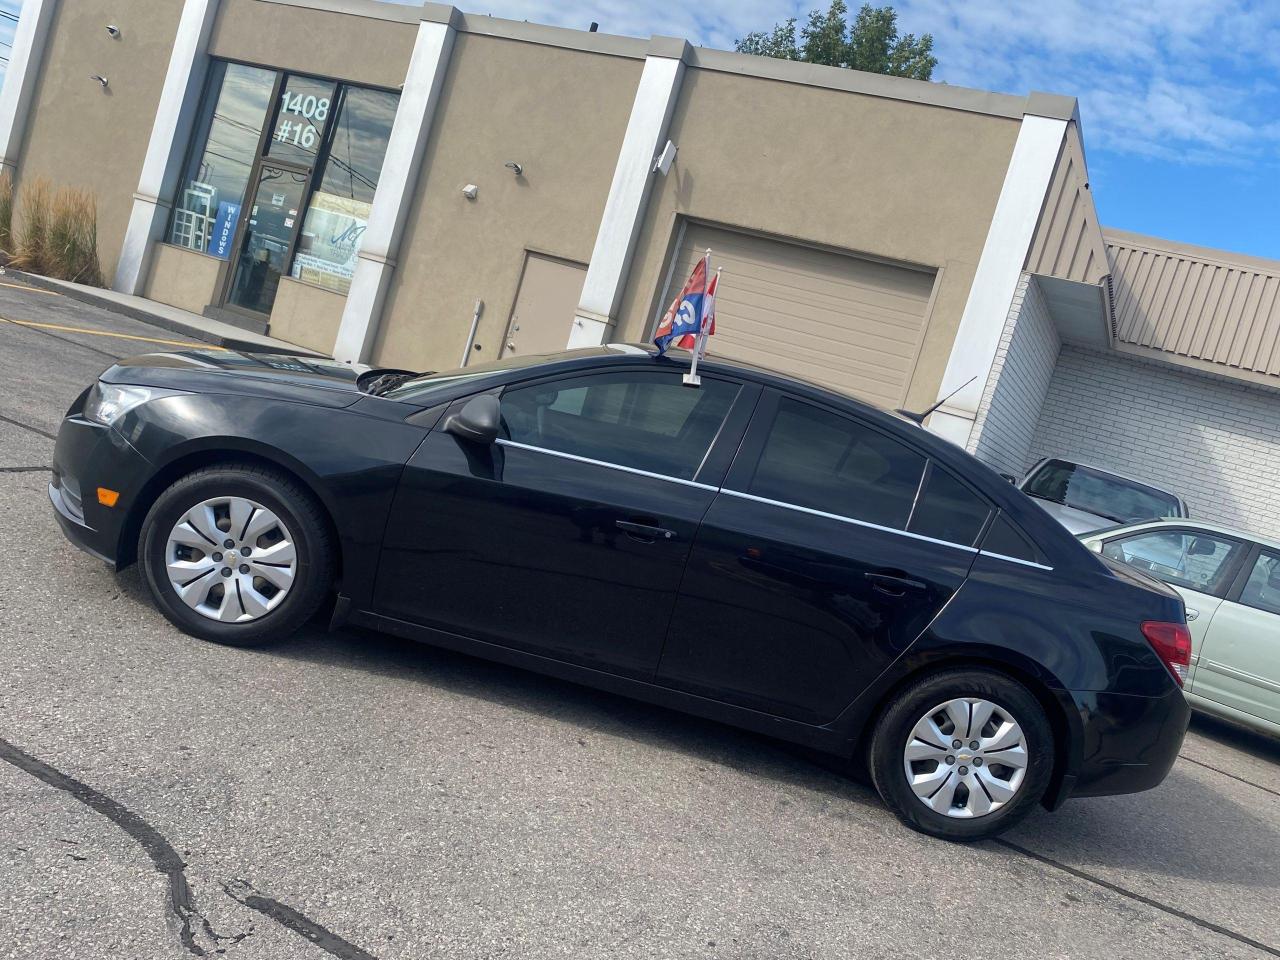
1186;711;1280;765
112;569;1280;884
241;618;888;813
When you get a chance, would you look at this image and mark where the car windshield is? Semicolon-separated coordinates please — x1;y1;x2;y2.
379;353;568;402
1024;460;1181;524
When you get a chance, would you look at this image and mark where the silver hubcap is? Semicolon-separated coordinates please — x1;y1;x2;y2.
903;698;1028;819
164;496;297;623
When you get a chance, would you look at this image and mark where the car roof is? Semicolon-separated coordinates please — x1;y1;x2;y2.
1080;517;1280;552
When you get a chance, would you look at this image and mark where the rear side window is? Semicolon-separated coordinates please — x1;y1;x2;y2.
1239;550;1280;616
909;464;992;546
982;514;1045;566
1102;530;1245;595
499;371;738;480
747;398;925;530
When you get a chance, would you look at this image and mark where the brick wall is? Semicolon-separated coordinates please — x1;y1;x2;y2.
1029;346;1280;538
968;274;1061;478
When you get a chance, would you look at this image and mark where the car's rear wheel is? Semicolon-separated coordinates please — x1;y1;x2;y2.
869;669;1052;841
139;463;333;646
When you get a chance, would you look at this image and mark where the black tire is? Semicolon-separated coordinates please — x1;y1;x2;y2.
869;669;1052;841
139;463;334;647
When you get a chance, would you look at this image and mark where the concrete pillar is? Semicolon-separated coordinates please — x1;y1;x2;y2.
927;112;1068;447
567;37;690;348
0;0;58;174
332;7;460;364
113;0;221;295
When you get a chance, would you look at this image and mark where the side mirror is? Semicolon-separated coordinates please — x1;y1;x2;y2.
443;394;500;445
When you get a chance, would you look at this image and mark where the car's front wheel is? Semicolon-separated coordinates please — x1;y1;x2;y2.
869;669;1053;841
139;463;334;646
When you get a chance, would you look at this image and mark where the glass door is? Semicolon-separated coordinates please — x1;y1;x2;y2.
226;164;310;315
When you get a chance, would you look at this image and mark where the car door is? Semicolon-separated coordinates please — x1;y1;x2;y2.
373;366;756;680
1193;547;1280;727
1097;527;1248;690
655;390;991;725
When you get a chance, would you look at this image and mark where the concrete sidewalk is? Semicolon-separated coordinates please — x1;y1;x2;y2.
1;270;324;356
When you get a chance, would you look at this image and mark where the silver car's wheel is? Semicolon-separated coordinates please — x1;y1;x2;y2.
164;495;297;623
903;697;1028;819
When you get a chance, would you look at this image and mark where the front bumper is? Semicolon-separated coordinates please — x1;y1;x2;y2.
1067;684;1191;799
50;413;151;568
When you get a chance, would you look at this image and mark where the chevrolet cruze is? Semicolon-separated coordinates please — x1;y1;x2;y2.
50;345;1191;840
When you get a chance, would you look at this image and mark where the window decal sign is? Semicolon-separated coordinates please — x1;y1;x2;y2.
211;201;241;259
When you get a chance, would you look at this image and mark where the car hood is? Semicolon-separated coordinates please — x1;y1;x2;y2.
1030;497;1118;534
99;350;390;408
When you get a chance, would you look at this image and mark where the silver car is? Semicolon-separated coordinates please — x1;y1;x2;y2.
1079;519;1280;738
1020;458;1189;534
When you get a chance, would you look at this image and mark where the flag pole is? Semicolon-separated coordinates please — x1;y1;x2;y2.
683;249;711;387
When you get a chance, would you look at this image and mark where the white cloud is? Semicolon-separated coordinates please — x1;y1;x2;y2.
386;0;1279;166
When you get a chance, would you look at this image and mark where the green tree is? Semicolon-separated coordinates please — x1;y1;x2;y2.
735;1;937;81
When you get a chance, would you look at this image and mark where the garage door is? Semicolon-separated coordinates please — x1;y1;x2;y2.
660;224;936;408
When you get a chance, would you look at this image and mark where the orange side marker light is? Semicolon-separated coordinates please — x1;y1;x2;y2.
97;487;120;507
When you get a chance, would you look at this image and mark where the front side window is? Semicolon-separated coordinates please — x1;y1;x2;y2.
166;61;275;257
748;398;925;530
1102;530;1244;594
1023;459;1182;524
1239;550;1280;616
500;372;739;480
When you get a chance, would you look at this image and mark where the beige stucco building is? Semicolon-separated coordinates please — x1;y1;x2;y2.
3;0;1279;535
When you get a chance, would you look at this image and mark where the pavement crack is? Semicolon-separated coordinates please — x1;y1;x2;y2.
1179;754;1280;799
992;838;1280;957
0;465;49;473
0;413;56;441
0;735;222;956
221;879;382;960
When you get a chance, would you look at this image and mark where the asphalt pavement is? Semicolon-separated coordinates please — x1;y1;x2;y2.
1;277;1278;959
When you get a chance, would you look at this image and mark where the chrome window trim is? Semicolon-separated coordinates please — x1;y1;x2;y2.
496;440;1054;570
494;439;719;492
977;550;1054;572
718;487;978;554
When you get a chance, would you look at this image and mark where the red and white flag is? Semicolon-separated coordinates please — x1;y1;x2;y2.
675;268;718;354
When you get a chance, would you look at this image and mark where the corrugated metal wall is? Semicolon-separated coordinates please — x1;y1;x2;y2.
1107;230;1280;378
1025;123;1109;287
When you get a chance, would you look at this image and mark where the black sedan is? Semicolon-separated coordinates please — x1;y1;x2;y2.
50;345;1191;840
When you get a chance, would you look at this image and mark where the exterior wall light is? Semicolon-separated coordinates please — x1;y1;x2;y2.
504;161;524;176
462;184;478;200
90;75;109;89
105;24;121;38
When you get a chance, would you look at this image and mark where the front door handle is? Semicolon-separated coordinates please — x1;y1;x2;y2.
615;520;677;542
865;571;928;597
1185;608;1199;622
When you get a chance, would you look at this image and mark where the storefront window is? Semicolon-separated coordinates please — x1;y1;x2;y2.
267;74;337;167
167;62;275;258
165;60;399;309
290;86;399;294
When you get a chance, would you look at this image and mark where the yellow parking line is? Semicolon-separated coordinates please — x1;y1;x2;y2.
0;280;61;295
0;316;225;350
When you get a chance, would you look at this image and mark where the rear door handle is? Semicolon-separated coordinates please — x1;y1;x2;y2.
865;572;928;596
615;520;677;542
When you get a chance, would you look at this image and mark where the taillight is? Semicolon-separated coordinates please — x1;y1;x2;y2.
1141;621;1192;687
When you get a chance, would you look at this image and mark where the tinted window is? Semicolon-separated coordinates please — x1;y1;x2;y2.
748;399;925;530
1023;459;1182;524
500;372;738;480
1238;550;1280;616
909;464;992;546
1102;530;1244;594
982;514;1043;565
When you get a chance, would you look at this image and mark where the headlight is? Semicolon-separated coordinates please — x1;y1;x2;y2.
83;382;184;426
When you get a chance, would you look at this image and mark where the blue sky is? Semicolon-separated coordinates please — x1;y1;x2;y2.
0;1;18;86
1;0;1274;258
